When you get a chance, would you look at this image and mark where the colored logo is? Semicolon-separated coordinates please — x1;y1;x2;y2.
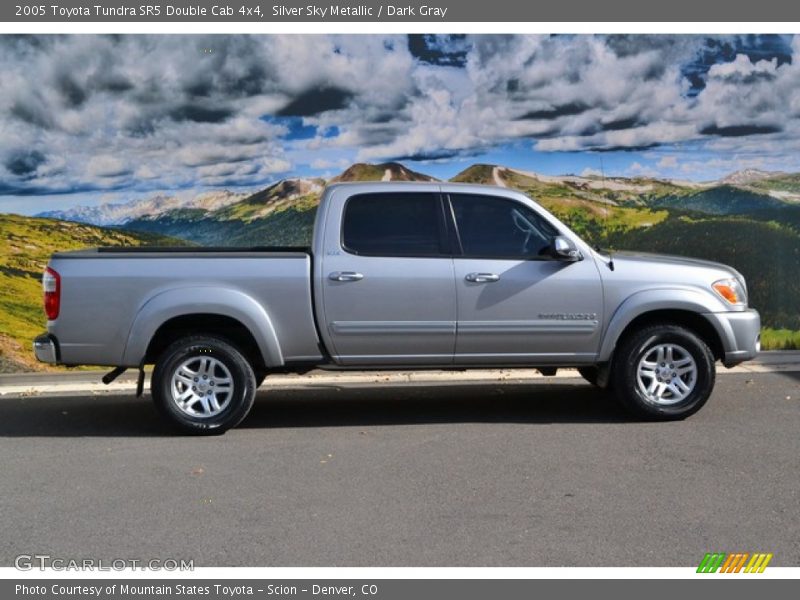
697;552;773;573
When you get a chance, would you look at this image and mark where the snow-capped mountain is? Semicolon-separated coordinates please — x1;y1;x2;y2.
719;169;785;186
37;189;250;226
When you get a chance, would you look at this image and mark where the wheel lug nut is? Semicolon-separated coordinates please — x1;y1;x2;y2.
672;372;676;377
210;381;215;386
192;386;196;391
193;377;198;382
203;375;207;379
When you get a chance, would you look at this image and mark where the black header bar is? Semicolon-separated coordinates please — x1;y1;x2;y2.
4;0;800;22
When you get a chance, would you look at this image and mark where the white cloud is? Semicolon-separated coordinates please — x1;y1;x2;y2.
310;157;350;170
657;156;679;169
1;35;415;193
87;156;131;178
1;34;799;197
628;161;658;177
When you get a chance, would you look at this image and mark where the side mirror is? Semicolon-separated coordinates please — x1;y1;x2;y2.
550;236;581;261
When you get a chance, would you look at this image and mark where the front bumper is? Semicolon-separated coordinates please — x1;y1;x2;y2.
704;309;761;367
33;333;59;364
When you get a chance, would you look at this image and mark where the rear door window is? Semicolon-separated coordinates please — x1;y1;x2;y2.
342;192;447;256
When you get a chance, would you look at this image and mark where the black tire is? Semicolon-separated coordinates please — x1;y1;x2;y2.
152;335;257;435
612;323;715;421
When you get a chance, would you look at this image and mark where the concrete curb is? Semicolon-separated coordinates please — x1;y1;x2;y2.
1;353;798;398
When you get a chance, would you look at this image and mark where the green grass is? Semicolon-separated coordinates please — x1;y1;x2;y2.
760;328;800;350
0;214;186;372
534;196;669;245
450;164;495;184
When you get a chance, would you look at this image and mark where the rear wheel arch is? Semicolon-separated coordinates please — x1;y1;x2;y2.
144;313;266;372
122;286;284;368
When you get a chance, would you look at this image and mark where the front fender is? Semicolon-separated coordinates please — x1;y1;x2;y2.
121;286;283;367
598;288;728;362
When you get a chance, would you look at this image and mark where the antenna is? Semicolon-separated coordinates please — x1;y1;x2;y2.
598;156;614;271
599;156;607;236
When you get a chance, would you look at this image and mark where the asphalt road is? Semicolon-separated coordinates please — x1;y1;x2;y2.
0;372;798;567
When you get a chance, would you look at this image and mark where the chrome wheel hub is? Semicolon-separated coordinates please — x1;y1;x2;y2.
636;343;697;406
170;356;234;418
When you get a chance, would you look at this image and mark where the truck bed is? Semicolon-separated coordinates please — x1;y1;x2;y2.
47;248;322;367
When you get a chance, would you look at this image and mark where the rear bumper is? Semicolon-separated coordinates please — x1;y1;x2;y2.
33;333;60;364
704;309;761;367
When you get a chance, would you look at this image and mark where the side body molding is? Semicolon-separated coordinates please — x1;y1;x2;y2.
121;286;283;367
598;288;729;362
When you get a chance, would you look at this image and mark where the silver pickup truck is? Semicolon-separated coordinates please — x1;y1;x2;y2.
34;182;761;433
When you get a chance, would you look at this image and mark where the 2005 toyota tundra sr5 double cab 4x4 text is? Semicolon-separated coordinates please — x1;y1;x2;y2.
34;182;761;433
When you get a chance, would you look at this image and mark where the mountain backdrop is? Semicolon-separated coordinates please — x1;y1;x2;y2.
2;160;799;370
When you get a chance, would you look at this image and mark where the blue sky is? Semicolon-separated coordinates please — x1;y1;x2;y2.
1;34;799;214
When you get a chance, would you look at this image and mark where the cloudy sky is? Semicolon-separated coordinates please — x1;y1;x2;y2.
1;33;799;214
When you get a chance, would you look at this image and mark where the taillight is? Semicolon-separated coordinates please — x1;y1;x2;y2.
43;267;60;320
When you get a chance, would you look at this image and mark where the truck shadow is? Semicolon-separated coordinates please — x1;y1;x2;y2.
0;381;633;437
777;370;800;385
243;382;631;430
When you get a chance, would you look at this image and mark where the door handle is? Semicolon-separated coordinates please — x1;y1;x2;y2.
465;272;500;283
329;271;364;282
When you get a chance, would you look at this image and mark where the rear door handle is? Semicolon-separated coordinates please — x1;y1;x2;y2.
329;271;364;282
465;272;500;283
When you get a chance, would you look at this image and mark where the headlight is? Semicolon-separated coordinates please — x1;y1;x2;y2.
712;278;747;306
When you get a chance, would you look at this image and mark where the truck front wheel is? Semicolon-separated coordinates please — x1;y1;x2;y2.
152;335;257;434
612;324;715;420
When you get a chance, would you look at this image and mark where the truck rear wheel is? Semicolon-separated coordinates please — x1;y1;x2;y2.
152;335;257;434
612;323;715;420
